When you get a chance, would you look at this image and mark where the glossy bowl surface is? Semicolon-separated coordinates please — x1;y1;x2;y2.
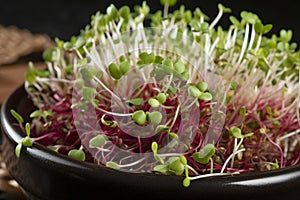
1;85;300;200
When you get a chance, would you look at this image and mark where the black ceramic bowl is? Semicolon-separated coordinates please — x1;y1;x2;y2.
1;85;300;200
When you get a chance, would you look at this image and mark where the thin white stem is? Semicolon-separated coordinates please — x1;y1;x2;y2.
95;147;111;152
277;129;300;143
188;172;230;180
33;82;42;91
158;153;183;157
93;77;121;101
83;46;104;73
209;10;223;30
169;104;181;130
164;73;173;93
231;138;238;168
221;148;246;173
209;37;219;56
181;98;198;112
133;82;149;98
247;25;256;50
54;64;62;79
224;26;233;50
75;49;83;60
202;34;211;79
36;77;75;84
187;165;199;175
284;139;288;158
163;4;169;18
117;157;147;168
210;158;214;174
231;138;244;168
97;107;133;117
254;34;262;54
237;24;250;64
160;105;175;109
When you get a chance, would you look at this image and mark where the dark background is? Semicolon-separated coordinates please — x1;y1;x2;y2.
1;0;300;44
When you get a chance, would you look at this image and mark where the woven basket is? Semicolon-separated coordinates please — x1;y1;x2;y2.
0;25;54;66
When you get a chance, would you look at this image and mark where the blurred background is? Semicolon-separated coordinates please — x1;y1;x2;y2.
1;0;300;42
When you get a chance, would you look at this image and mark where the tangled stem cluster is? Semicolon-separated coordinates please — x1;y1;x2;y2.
11;1;300;187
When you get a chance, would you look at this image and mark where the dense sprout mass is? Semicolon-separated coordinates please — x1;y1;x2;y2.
11;1;300;187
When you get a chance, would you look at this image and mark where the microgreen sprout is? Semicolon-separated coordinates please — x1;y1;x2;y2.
188;84;213;101
156;93;167;104
132;110;147;125
30;110;54;121
147;111;163;125
126;98;143;106
89;135;107;148
106;161;121;169
148;98;160;108
152;141;164;164
68;148;86;161
10;0;300;188
101;115;118;127
192;144;215;165
15;122;32;158
10;109;24;124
